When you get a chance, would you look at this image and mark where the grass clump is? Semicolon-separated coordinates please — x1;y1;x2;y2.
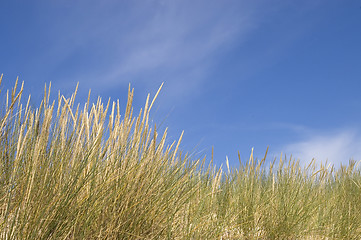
0;75;361;239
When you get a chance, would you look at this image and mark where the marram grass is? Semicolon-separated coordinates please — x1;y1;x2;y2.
0;75;361;239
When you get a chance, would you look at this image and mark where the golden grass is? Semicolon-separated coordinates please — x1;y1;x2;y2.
0;74;361;239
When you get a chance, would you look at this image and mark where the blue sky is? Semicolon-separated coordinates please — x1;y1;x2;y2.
1;1;361;168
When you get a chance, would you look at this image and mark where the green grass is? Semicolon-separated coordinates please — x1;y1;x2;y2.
1;74;361;239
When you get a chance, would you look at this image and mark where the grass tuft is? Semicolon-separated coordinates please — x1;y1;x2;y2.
0;75;360;239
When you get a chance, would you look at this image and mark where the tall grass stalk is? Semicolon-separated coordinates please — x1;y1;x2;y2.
0;75;360;239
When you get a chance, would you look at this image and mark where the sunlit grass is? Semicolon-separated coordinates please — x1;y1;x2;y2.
1;74;360;239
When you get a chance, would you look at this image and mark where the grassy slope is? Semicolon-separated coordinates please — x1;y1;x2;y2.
0;75;361;239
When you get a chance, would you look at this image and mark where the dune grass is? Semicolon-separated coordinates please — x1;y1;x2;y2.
0;75;361;239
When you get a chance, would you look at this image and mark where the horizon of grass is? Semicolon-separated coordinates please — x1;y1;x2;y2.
0;74;361;239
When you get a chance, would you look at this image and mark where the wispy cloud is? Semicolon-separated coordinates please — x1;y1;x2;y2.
280;129;361;168
43;0;259;98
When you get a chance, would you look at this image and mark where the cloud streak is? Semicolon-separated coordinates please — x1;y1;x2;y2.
280;129;361;168
41;0;259;98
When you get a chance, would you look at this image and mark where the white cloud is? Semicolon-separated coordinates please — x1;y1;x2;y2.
53;0;259;97
280;129;361;168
